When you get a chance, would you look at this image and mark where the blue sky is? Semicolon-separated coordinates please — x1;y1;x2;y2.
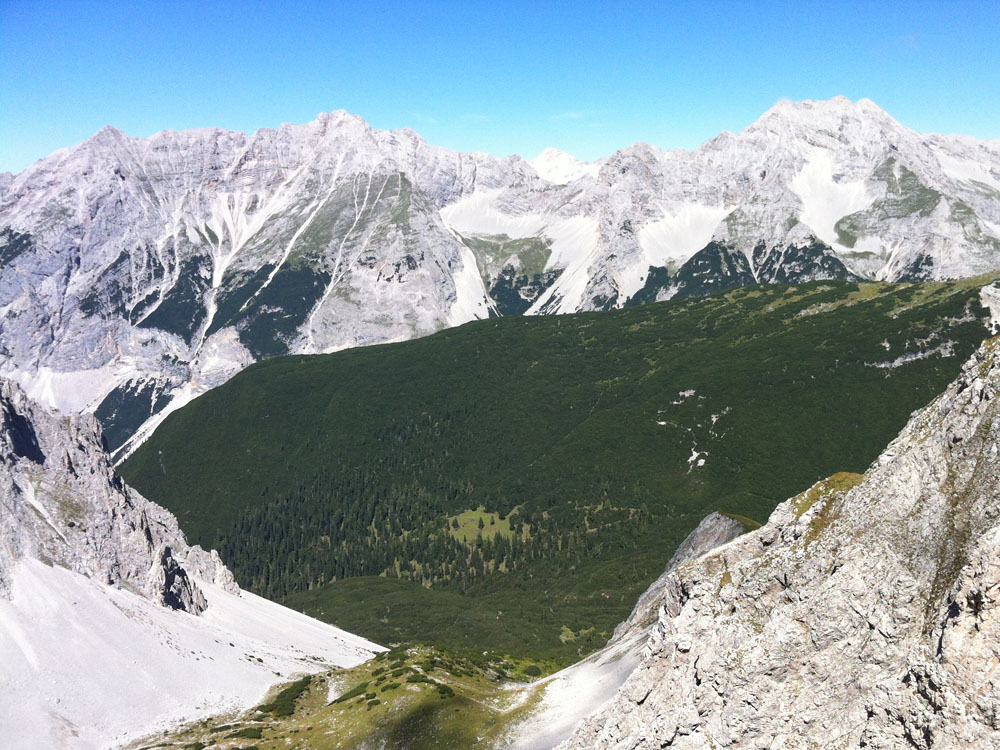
1;0;998;173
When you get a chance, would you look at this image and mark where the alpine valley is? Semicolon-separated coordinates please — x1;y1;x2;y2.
85;294;1000;750
120;276;998;667
2;97;999;459
5;97;1000;750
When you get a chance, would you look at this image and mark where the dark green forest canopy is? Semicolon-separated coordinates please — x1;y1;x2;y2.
121;278;995;663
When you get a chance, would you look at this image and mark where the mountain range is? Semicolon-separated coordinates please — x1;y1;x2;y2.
4;89;1000;742
2;97;999;457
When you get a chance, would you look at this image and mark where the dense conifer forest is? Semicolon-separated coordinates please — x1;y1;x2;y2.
122;278;995;662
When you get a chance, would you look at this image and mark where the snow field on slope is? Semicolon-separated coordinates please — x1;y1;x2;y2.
637;202;730;270
7;363;123;414
615;201;733;298
440;189;600;313
448;239;497;325
0;558;382;750
935;151;1000;193
528;148;601;184
789;149;873;252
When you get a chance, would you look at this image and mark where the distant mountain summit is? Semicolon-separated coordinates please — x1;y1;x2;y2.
1;97;998;454
529;147;602;184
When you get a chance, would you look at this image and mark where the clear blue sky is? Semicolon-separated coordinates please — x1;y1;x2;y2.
2;0;998;173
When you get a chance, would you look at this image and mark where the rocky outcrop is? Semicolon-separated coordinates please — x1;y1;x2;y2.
561;336;1000;749
611;512;746;642
0;377;383;750
0;377;235;610
510;512;746;750
0;113;516;457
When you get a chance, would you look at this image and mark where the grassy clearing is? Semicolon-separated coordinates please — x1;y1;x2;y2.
459;232;553;281
446;506;525;543
792;472;866;518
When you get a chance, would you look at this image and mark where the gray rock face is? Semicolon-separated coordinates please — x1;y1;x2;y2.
509;512;746;750
2;97;999;458
0;377;235;611
0;112;521;457
516;97;1000;312
611;512;746;643
561;336;1000;749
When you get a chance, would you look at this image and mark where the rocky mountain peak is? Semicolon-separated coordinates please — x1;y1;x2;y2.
758;94;896;129
91;123;127;142
530;147;601;184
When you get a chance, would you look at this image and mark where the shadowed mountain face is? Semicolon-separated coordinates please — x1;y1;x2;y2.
0;376;226;608
2;98;999;454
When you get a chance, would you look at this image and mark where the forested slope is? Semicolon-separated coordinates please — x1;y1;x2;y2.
122;277;995;662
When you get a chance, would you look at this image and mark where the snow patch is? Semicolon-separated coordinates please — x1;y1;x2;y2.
529;148;601;184
527;238;600;314
866;341;955;369
507;631;645;749
710;409;728;426
5;364;122;414
0;559;381;750
790;150;872;250
441;189;599;271
980;284;1000;334
936;151;1000;193
441;188;544;238
441;188;600;314
638;203;729;269
447;241;494;325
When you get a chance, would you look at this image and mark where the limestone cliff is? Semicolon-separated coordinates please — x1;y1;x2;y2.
0;377;381;749
0;377;234;610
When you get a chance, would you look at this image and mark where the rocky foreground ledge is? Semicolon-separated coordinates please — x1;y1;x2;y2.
563;336;1000;749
